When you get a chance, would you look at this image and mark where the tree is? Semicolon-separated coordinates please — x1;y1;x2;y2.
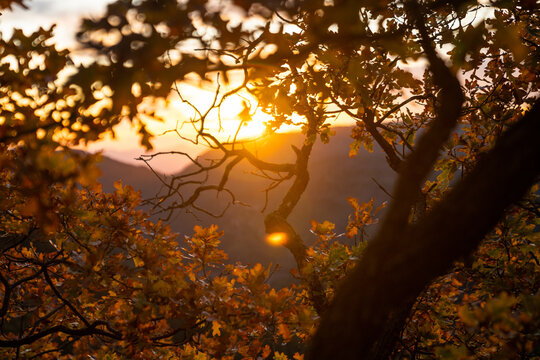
0;0;538;358
0;2;309;358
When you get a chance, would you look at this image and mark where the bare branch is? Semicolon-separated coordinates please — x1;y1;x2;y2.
0;322;121;347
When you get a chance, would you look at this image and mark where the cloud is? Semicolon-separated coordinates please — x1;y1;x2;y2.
0;0;113;48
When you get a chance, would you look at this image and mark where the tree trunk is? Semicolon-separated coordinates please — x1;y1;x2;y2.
306;100;540;359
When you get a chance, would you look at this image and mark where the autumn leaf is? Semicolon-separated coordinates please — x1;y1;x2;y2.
211;321;222;337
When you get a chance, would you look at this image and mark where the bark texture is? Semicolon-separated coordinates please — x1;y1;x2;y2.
307;100;540;359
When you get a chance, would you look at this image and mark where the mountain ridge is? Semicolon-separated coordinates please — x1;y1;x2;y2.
97;127;396;285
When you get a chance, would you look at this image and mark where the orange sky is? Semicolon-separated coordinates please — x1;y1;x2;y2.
0;1;428;174
0;1;315;173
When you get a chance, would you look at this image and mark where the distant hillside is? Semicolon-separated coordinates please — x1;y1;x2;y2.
98;127;396;285
98;155;159;195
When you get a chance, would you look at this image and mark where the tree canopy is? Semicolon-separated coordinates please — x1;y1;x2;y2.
0;0;539;359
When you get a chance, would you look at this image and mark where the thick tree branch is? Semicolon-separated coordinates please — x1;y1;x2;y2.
264;212;328;314
263;109;329;313
263;138;329;314
376;0;464;247
308;99;540;359
330;93;404;171
364;110;403;171
376;95;431;125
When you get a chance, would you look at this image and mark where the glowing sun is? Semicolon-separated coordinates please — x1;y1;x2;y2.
266;232;288;246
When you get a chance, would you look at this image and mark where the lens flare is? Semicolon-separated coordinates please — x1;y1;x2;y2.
266;232;288;246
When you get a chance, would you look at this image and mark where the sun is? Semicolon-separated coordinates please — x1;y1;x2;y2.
219;112;270;141
161;84;272;142
266;232;288;246
215;97;271;141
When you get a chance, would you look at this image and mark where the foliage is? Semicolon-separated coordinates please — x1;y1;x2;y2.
0;0;539;358
0;169;315;358
398;190;540;358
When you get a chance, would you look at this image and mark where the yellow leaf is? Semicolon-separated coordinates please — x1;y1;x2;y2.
113;180;123;191
262;345;271;359
132;257;145;267
347;197;360;211
212;321;222;336
277;323;291;341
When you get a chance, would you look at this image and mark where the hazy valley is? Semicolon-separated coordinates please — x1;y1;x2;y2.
98;127;395;285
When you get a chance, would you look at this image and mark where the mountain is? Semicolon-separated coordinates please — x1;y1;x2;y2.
97;127;396;286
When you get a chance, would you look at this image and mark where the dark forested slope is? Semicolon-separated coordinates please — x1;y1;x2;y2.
98;127;395;285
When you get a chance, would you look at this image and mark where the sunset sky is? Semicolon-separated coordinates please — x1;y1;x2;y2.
0;0;316;173
0;1;432;174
